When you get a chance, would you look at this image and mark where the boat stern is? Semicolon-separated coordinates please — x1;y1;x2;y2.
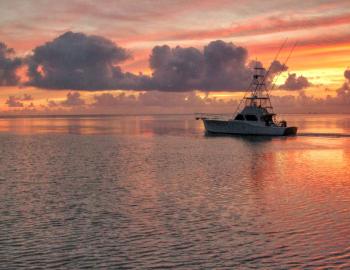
283;126;298;136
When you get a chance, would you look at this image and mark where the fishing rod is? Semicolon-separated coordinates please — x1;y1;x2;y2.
262;38;288;85
269;41;298;92
263;40;297;114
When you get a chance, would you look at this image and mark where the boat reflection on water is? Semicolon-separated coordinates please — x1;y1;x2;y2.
204;130;288;142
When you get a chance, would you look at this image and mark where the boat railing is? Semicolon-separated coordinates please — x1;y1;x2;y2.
195;113;231;120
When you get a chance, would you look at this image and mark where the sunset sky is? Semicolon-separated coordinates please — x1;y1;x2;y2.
1;0;350;114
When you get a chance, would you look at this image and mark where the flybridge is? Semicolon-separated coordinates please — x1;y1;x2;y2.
242;65;274;111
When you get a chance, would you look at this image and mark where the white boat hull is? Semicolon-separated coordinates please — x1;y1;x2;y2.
203;119;297;136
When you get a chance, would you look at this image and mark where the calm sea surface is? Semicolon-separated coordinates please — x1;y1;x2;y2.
0;114;350;269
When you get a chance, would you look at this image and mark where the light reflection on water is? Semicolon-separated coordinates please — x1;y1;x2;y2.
0;115;202;136
0;114;350;269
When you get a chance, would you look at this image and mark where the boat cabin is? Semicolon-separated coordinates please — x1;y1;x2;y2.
234;105;279;127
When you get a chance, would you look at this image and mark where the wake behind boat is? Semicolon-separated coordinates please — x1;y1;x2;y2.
196;64;297;136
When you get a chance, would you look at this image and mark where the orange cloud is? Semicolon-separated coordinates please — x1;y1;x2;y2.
116;12;350;45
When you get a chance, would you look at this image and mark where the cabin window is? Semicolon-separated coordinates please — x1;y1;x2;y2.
234;114;244;120
245;114;258;121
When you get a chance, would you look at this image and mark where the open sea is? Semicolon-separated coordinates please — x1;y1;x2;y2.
0;114;350;269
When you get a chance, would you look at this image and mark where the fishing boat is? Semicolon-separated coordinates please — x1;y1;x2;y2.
196;65;297;136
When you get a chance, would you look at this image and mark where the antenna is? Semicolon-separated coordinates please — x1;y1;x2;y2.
284;41;297;67
263;38;288;82
269;41;298;91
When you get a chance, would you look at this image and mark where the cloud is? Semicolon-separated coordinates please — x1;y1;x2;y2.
139;91;205;106
26;32;285;92
5;93;33;107
259;59;289;86
61;92;85;107
0;42;22;86
12;31;314;94
22;93;33;101
90;69;350;113
344;69;350;81
279;73;311;91
27;31;131;90
46;92;86;108
92;92;137;107
91;91;238;112
270;68;350;113
5;96;24;107
202;40;251;90
268;60;288;78
154;12;350;42
147;40;257;91
10;67;350;114
336;69;350;102
149;45;204;91
47;100;59;107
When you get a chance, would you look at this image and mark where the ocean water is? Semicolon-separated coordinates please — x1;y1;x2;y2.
0;114;350;269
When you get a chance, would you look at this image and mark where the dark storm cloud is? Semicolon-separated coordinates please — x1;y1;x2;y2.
279;73;311;91
149;45;204;91
202;40;250;90
25;31;304;92
27;32;275;92
0;42;22;86
27;31;132;90
148;40;253;91
267;60;288;78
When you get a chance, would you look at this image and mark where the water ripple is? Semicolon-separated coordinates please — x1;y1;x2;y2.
1;115;350;269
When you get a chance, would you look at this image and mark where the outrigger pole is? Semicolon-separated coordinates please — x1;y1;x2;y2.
261;38;288;87
269;41;298;92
